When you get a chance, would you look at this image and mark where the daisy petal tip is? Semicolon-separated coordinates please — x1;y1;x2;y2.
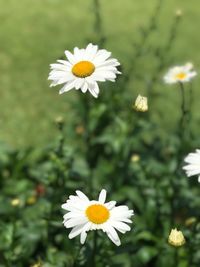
98;189;107;203
115;240;121;246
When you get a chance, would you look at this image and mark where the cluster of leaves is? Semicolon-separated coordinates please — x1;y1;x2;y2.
0;82;200;267
0;0;200;266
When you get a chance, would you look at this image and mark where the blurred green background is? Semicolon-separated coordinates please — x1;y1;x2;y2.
0;0;200;147
1;1;200;266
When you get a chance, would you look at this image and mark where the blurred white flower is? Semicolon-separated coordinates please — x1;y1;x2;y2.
175;9;183;17
11;198;21;206
62;189;134;246
134;95;148;112
164;63;197;84
183;149;200;182
48;43;121;98
168;228;185;247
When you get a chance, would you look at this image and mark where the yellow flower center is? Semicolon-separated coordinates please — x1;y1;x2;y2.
175;72;187;80
72;61;95;78
86;204;110;224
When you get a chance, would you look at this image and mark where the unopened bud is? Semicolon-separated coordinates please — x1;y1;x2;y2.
168;228;185;247
134;95;148;112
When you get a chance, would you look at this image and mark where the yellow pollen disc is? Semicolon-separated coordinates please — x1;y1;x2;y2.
72;61;95;78
175;72;187;80
86;204;110;224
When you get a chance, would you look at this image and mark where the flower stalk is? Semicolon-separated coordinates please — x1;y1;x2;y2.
179;82;188;142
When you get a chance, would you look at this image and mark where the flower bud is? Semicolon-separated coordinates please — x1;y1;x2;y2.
175;9;183;17
27;196;37;205
185;217;197;227
75;125;85;135
131;154;140;163
168;228;185;247
11;198;21;206
134;95;148;112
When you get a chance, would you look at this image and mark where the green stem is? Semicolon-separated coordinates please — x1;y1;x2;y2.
79;93;95;196
124;0;163;85
174;248;179;267
179;82;188;142
93;0;104;45
188;83;194;138
91;231;97;266
147;13;181;98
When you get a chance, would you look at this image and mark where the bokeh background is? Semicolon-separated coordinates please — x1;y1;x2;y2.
0;0;200;147
1;0;200;267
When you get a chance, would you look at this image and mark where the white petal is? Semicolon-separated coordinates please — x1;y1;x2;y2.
74;78;84;90
105;201;116;209
64;217;87;228
98;189;107;203
59;80;76;94
65;50;76;64
74;47;85;61
81;81;88;93
105;224;121;246
57;60;72;67
87;82;98;98
93;50;111;65
50;73;75;86
80;231;87;244
96;58;120;68
76;190;89;201
68;224;87;239
85;43;98;60
111;221;131;233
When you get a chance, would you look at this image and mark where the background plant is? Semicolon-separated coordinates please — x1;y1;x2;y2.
0;0;200;266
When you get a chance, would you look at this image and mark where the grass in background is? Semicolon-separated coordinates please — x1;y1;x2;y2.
0;0;200;147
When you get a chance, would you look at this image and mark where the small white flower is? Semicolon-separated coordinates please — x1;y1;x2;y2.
134;95;148;112
175;9;183;17
48;43;121;98
61;189;134;246
183;149;200;182
164;63;197;84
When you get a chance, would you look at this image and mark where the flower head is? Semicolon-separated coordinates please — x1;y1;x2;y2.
11;198;21;206
168;228;186;247
183;149;200;182
27;196;37;205
164;63;197;84
134;95;148;112
175;9;183;17
61;189;134;246
131;154;140;163
48;43;121;98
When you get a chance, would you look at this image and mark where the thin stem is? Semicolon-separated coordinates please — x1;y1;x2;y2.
93;0;105;45
124;0;163;85
79;93;95;196
188;83;194;138
147;13;182;98
91;231;97;266
174;248;179;267
179;82;188;142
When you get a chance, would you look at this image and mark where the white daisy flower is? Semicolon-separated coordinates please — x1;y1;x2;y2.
61;189;134;246
48;43;121;98
164;63;197;84
183;149;200;182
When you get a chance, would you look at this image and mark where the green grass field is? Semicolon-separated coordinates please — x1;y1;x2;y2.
0;0;200;147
